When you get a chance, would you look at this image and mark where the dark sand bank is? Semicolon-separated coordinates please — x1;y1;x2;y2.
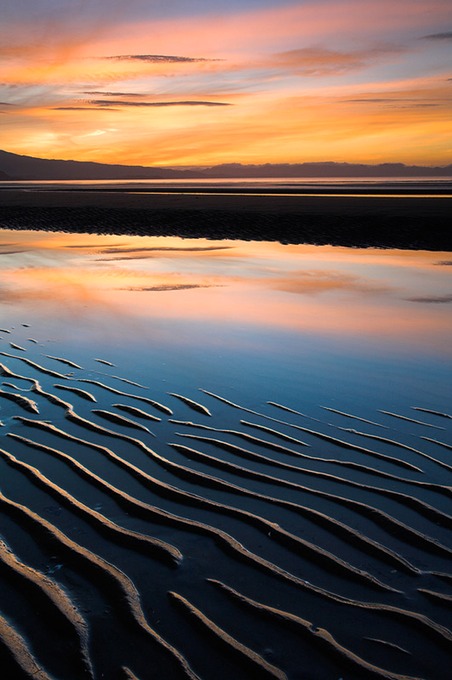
1;188;451;249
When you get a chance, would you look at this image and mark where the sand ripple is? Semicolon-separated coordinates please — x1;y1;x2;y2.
0;346;451;679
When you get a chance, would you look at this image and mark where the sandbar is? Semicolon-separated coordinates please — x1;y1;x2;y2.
0;187;451;250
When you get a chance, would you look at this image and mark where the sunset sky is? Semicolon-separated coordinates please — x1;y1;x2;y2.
1;0;451;167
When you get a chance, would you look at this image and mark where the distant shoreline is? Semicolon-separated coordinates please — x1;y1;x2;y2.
1;148;452;182
1;188;451;250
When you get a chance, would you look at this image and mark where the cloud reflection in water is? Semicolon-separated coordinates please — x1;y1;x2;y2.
0;229;451;355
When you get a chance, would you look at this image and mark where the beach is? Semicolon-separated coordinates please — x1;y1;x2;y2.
2;0;451;673
0;214;451;679
0;300;451;679
1;187;451;250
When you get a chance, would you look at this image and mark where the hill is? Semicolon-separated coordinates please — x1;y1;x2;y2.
1;149;451;180
0;149;197;180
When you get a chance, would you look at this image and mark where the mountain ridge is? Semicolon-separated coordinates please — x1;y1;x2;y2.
1;149;451;180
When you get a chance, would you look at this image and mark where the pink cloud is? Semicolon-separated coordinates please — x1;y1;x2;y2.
97;0;452;58
266;45;407;76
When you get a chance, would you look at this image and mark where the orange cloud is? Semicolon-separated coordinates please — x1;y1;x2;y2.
2;78;451;166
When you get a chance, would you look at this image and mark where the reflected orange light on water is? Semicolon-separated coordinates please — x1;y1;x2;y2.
1;230;451;353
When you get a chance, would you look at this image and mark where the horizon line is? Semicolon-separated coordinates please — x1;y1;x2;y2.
1;149;451;171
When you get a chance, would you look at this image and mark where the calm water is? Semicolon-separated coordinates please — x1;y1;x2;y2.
0;227;451;679
1;229;451;415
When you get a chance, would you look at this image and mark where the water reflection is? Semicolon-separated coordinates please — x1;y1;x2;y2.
1;235;451;680
1;229;451;354
1;227;451;486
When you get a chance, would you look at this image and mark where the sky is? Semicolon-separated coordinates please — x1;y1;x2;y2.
0;0;451;167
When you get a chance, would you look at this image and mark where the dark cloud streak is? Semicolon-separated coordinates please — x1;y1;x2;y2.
83;91;150;97
342;97;443;109
53;106;121;110
99;246;232;254
345;98;423;103
121;284;219;292
421;32;452;41
104;54;220;63
406;294;452;303
88;99;231;107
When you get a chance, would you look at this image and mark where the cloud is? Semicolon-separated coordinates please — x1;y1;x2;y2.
2;1;451;166
264;270;392;296
121;284;219;292
406;294;452;303
82;91;149;97
0;242;27;256
88;99;231;107
421;32;452;41
338;80;452;112
63;242;130;249
53;106;121;110
268;45;407;77
435;260;452;266
99;246;232;254
345;97;429;103
342;96;444;109
53;100;230;112
103;54;219;63
96;245;234;261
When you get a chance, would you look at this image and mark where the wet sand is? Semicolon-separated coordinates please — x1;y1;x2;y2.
1;188;451;250
1;215;452;678
0;333;452;679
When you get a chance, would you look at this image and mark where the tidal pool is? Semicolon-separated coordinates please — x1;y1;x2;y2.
1;229;451;409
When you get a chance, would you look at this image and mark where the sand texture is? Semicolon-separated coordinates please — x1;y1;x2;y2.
1;188;451;249
0;332;451;679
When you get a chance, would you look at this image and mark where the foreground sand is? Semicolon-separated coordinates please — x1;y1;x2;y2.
1;188;451;249
1;330;452;679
